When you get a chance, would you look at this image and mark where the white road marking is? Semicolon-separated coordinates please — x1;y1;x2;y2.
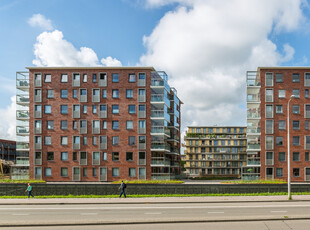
144;212;162;215
208;212;224;214
12;214;29;216
270;211;287;213
80;213;98;215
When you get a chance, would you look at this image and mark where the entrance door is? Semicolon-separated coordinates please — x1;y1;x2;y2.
73;167;80;181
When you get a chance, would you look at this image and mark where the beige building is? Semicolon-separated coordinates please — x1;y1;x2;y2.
184;126;247;178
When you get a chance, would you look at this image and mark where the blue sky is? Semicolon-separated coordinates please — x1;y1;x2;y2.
0;0;310;140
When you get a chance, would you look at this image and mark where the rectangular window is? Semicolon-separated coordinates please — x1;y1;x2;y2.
306;152;309;161
61;74;68;83
83;136;87;145
93;168;97;177
293;136;300;146
47;89;54;98
60;120;67;130
305;136;310;149
126;120;133;129
61;105;68;114
293;89;300;98
128;105;136;114
276;136;283;146
306;105;310;118
266;136;273;150
278;89;285;98
293;105;300;114
83;168;87;177
126;152;133;161
129;168;136;177
83;105;87;114
292;73;300;82
306;120;310;130
45;136;51;145
47;152;54;161
92;105;97;114
293;120;300;130
61;152;68;161
266;89;273;102
128;136;136;145
92;136;97;145
83;74;87;83
44;74;51;83
73;121;77;130
266;105;273;118
126;89;133;98
276;105;283;114
112;152;119;161
279;152;285;162
112;89;119;98
102;89;107;98
275;73;283;83
128;74;136;82
101;120;107;130
276;168;283;177
73;89;77;99
306;89;310;99
103;152;107;161
61;89;68;98
112;105;119;114
112;121;119;130
112;168;119;177
112;73;119;83
305;73;310;86
112;136;119;146
293;168;300;177
44;105;51;114
265;73;273;86
265;120;273;134
73;152;77;161
92;73;97;83
47;120;54;130
61;136;68;145
61;167;68;177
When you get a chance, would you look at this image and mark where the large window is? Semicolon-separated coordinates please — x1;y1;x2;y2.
112;121;119;130
293;136;300;146
266;105;273;118
266;136;273;150
292;105;300;114
292;89;300;98
276;105;283;114
128;105;136;114
126;89;133;98
305;73;310;86
278;90;285;98
44;105;51;114
293;120;300;130
112;89;119;98
306;89;309;99
305;105;310;118
112;105;119;114
265;73;273;86
279;152;285;162
265;120;273;134
292;73;300;82
112;73;119;83
61;105;68;114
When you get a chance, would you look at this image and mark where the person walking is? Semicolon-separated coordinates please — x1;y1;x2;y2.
25;183;35;199
119;180;126;198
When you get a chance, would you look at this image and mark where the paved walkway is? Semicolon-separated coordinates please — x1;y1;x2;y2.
1;195;310;205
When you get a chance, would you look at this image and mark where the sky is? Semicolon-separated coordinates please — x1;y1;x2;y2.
0;0;310;141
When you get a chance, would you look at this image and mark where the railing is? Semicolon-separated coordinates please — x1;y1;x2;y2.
138;95;146;102
99;168;107;181
151;159;171;166
151;127;170;136
73;143;80;150
151;110;164;118
138;79;146;87
247;94;260;102
34;110;41;118
151;94;164;102
138;127;146;134
247;159;261;165
17;79;30;88
34;142;42;150
16;158;29;165
34;158;42;165
266;159;274;165
138;111;146;118
34;94;42;103
247;111;260;119
16;95;29;103
247;144;260;149
73;110;80;118
138;159;146;165
92;127;100;134
151;143;170;151
151;80;164;87
80;158;87;166
99;110;107;118
17;111;29;119
80;94;87;103
16;142;29;149
92;95;100;103
100;142;107;150
80;127;87;134
138;143;146;149
247;127;261;134
17;126;30;134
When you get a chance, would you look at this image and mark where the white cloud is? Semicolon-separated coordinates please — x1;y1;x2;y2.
101;56;122;67
32;30;122;67
140;0;305;132
28;14;54;31
0;96;16;141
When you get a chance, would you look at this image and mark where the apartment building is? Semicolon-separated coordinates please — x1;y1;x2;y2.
16;67;181;181
244;67;310;182
0;139;16;162
184;126;247;178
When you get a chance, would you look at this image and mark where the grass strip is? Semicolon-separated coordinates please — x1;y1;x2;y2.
111;180;184;184
1;192;310;199
221;179;287;184
0;179;45;184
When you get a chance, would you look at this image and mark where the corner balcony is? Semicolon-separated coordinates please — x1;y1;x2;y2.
151;143;170;152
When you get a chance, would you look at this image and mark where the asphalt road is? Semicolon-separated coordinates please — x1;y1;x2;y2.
1;201;310;227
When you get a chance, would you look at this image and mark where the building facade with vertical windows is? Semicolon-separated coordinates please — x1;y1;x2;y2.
16;67;181;181
244;67;310;182
184;126;247;178
0;139;16;162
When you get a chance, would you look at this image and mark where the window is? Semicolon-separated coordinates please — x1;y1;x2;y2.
293;168;300;177
83;136;87;145
112;73;119;83
112;121;119;130
73;152;77;161
306;120;310;130
265;73;273;86
293;120;300;130
126;120;133;129
126;152;133;161
112;168;119;177
266;136;273;150
276;168;283;177
61;105;68;114
278;90;285;98
305;136;310;149
92;136;97;145
292;89;300;98
306;152;309;161
47;89;54;98
80;89;87;95
102;120;107;129
276;105;283;114
128;136;136;145
102;89;107;98
44;74;51;83
83;105;87;114
92;105;97;114
45;152;54;161
61;152;68;161
306;89;310;99
112;89;119;98
44;136;51;145
276;136;283;146
305;73;310;86
275;73;283;83
292;105;300;114
292;73;300;82
83;168;87;177
128;105;136;114
112;105;119;114
265;120;273;134
93;168;97;177
92;73;97;83
45;105;51;114
306;105;310;118
73;121;77;130
61;167;68;177
126;89;133;98
83;74;87;83
139;73;146;80
129;74;136;82
266;105;273;118
293;136;300;146
112;136;119;146
47;121;54;130
61;136;68;145
61;90;68;98
61;74;68;83
73;89;77;99
279;152;285;162
112;152;119;161
129;168;136;177
102;152;107;161
265;89;273;102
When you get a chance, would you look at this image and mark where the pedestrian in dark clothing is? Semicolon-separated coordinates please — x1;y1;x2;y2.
25;183;35;199
119;180;126;198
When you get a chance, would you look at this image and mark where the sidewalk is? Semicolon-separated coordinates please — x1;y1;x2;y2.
1;195;310;205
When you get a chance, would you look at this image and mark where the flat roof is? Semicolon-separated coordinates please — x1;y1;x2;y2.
26;66;156;71
187;126;246;128
257;66;310;71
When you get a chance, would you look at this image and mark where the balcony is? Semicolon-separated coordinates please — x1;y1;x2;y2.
138;158;146;165
151;126;170;136
247;158;261;166
92;94;100;103
15;157;29;166
151;143;170;151
34;110;42;118
73;143;80;150
247;127;261;134
73;109;80;119
151;159;171;167
246;71;260;87
17;95;29;104
247;143;260;150
16;142;29;150
17;79;30;88
138;142;146;150
151;110;164;118
16;126;29;135
151;80;164;87
80;94;87;103
17;111;29;120
151;94;164;102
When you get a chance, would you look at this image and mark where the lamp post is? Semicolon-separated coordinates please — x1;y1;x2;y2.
287;95;295;200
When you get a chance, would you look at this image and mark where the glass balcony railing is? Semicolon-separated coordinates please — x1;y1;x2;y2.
247;144;260;150
151;94;164;102
151;143;170;151
247;127;261;134
247;111;260;119
16;142;29;150
16;126;30;134
151;126;170;136
247;158;261;166
247;94;260;102
17;110;29;119
151;110;164;118
151;80;164;87
151;159;171;166
17;95;29;103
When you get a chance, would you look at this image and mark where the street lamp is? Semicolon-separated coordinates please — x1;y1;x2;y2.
287;94;295;200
